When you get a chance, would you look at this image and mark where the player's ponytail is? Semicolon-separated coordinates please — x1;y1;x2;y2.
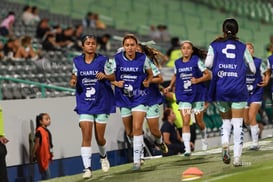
213;18;239;42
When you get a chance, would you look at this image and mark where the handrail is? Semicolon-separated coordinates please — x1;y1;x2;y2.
0;77;75;100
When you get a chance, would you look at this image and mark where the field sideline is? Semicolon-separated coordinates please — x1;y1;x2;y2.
44;138;273;182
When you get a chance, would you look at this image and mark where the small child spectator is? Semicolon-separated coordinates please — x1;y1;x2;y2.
32;113;53;180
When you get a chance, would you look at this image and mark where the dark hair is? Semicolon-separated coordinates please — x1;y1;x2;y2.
31;6;38;13
122;34;138;45
162;108;172;122
8;11;15;16
171;37;180;46
36;113;47;129
223;18;238;35
23;5;30;12
214;18;239;42
81;34;97;46
181;40;207;60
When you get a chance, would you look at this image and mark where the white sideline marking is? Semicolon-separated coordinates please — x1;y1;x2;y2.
204;165;273;182
192;140;272;156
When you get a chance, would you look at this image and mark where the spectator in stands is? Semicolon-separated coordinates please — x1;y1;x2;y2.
82;12;106;30
161;108;185;156
244;42;270;151
149;25;161;40
3;38;16;59
0;105;9;182
70;35;115;179
205;18;256;167
72;24;84;51
42;33;61;51
55;27;74;48
82;12;96;28
13;36;39;60
0;11;15;37
31;113;53;180
21;5;34;26
21;5;40;26
93;13;106;30
97;33;111;52
164;40;210;156
163;37;182;67
158;25;170;42
31;6;41;24
36;18;51;40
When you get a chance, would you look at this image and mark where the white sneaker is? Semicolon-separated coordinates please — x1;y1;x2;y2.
201;139;208;151
82;168;92;178
233;157;242;167
249;145;260;150
100;157;110;172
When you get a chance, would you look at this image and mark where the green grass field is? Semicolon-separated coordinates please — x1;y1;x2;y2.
45;139;273;182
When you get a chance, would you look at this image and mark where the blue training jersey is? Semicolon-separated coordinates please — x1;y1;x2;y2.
208;40;249;102
114;52;149;108
73;54;115;114
267;54;273;92
147;61;164;106
246;57;264;98
174;55;207;103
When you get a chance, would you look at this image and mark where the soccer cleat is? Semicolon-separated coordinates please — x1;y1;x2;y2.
156;142;168;154
249;145;260;151
184;152;191;157
222;145;231;164
100;157;110;172
82;168;92;179
233;157;242;167
132;162;141;171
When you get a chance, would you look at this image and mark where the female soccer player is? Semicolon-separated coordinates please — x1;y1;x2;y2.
70;35;115;178
244;42;270;150
205;18;256;167
137;44;168;155
164;40;211;156
110;34;153;170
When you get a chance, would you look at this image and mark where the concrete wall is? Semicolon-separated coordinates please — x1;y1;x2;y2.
0;97;125;166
